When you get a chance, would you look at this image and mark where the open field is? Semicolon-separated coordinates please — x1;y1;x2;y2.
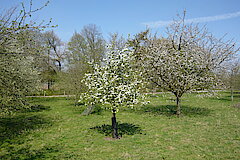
0;92;240;160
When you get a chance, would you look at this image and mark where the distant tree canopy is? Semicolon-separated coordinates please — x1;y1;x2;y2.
67;24;105;64
57;24;106;99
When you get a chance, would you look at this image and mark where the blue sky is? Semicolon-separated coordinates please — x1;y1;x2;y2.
1;0;240;45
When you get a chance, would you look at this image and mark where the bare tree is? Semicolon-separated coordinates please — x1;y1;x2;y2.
39;30;66;90
43;30;65;71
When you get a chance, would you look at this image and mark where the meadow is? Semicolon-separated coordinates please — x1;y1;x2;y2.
0;92;239;160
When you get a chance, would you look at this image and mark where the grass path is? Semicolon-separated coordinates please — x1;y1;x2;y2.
0;92;240;159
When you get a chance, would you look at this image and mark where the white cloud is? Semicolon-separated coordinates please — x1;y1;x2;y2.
143;11;240;28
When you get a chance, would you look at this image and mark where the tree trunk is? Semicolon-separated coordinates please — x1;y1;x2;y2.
176;96;181;116
57;60;61;71
47;80;50;90
231;89;233;101
112;110;119;139
81;105;95;116
74;95;78;105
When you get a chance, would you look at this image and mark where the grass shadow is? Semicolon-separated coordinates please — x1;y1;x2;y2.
232;103;240;109
0;144;59;160
135;105;211;117
19;105;51;113
0;114;51;144
27;97;67;103
209;95;239;102
90;122;143;137
0;114;56;159
91;105;104;115
210;91;240;102
211;98;231;102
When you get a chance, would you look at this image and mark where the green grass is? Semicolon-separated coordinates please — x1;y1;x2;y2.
0;92;240;159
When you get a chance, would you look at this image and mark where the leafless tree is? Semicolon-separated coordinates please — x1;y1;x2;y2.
43;30;66;71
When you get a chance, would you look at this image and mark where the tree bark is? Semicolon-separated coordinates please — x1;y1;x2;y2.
81;105;95;115
112;110;119;139
176;96;181;116
57;60;61;71
47;80;50;90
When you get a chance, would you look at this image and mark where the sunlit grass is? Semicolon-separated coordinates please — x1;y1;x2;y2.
0;92;239;159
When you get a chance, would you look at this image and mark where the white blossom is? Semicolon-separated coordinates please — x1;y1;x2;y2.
81;47;145;112
131;13;239;115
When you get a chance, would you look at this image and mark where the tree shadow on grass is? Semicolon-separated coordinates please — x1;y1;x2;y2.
0;114;51;144
0;114;57;159
210;97;230;102
224;94;239;100
27;97;67;103
135;105;212;117
90;122;143;137
0;144;59;160
209;91;240;102
209;96;237;102
19;105;51;113
91;105;104;115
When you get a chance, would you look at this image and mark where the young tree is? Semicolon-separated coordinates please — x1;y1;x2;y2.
81;47;144;138
220;60;240;101
131;13;239;116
